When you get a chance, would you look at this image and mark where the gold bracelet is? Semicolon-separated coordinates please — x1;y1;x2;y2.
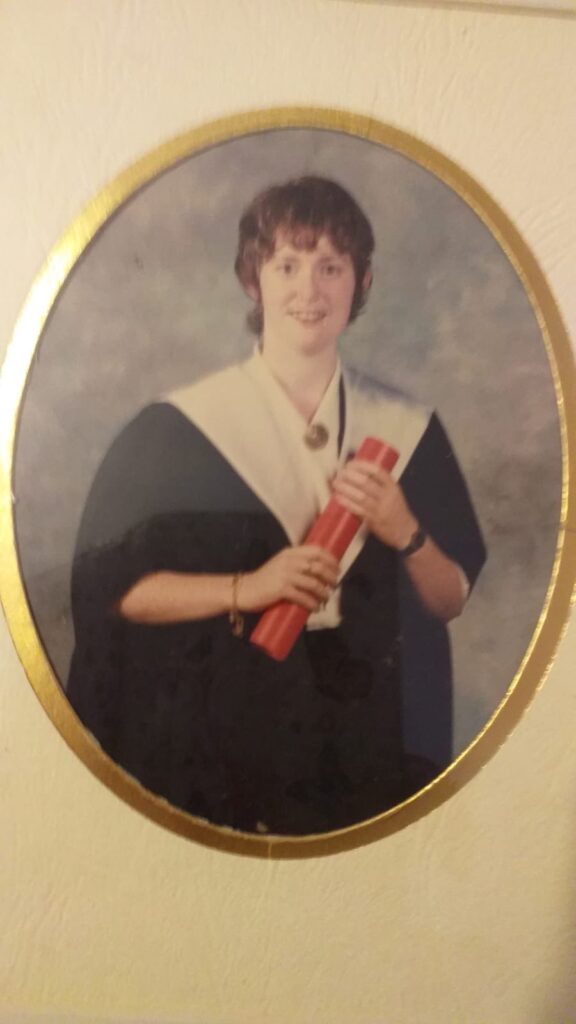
229;572;244;637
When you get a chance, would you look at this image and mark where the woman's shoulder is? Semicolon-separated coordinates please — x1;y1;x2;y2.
109;364;244;449
343;364;432;419
343;365;433;472
164;363;244;420
110;399;198;450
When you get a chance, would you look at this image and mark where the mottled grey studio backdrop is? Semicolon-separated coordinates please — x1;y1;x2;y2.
14;128;562;755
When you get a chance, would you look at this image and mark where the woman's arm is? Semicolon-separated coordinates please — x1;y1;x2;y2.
393;534;467;622
117;571;240;624
116;545;340;624
332;459;467;622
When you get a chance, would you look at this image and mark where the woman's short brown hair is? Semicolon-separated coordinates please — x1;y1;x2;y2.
235;176;375;335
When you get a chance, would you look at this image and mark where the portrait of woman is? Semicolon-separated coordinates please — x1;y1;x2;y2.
65;175;486;836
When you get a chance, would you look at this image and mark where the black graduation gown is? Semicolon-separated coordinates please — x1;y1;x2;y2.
67;400;485;835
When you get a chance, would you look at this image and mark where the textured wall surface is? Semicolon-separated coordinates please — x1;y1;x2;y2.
1;1;575;1022
357;0;576;9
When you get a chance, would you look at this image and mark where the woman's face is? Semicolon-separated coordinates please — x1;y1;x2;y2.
255;232;359;358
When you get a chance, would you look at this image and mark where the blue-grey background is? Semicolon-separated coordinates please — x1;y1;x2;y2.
14;128;562;756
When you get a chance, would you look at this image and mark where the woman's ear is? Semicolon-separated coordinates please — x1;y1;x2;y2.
244;282;260;302
361;266;373;296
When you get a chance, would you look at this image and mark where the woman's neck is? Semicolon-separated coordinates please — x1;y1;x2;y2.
260;343;338;422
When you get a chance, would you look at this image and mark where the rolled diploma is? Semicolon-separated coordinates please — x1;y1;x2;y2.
250;436;400;661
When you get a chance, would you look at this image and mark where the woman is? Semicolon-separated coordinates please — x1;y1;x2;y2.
68;176;485;836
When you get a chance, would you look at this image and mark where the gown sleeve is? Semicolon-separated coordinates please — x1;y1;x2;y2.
69;401;259;634
70;404;182;628
66;400;270;761
399;412;486;590
395;413;486;768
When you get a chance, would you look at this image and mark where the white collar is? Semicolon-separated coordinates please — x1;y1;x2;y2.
245;347;342;475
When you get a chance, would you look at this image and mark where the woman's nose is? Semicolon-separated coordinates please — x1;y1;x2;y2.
296;267;320;302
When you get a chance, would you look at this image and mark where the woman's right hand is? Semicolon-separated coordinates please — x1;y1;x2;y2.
239;545;340;613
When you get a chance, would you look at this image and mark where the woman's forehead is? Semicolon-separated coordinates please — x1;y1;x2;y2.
271;227;347;257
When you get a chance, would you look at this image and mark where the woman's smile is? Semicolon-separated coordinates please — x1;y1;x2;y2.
289;310;326;324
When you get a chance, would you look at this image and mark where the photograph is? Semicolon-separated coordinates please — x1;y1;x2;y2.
12;119;563;839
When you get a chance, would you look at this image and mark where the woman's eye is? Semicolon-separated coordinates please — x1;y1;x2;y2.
277;262;296;275
322;263;342;276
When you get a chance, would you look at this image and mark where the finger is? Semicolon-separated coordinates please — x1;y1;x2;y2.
299;557;336;585
345;459;393;482
300;546;340;572
303;543;339;562
332;479;372;507
293;572;334;598
352;477;389;504
333;478;383;506
338;464;391;490
332;493;368;519
304;568;339;589
334;470;376;497
286;585;322;612
293;571;325;597
307;560;341;587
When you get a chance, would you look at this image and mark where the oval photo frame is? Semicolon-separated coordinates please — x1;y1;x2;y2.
0;108;574;857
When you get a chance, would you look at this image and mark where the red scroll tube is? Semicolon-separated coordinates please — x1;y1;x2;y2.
250;436;399;661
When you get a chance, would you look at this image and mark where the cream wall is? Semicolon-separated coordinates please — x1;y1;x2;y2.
1;2;575;1022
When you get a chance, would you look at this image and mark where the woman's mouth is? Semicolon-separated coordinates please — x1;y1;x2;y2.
290;311;326;325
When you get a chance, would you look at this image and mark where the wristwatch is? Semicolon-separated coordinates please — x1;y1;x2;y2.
398;525;427;558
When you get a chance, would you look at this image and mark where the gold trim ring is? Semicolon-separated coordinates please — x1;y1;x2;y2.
0;107;574;858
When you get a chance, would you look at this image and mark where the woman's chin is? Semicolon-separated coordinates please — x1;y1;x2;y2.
287;325;338;356
262;321;341;360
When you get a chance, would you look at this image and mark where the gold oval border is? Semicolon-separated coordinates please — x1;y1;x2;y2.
1;106;574;859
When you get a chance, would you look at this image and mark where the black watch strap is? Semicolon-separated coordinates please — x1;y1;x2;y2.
398;526;427;558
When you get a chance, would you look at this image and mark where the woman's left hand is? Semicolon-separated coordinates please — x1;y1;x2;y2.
331;458;418;551
333;457;468;622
